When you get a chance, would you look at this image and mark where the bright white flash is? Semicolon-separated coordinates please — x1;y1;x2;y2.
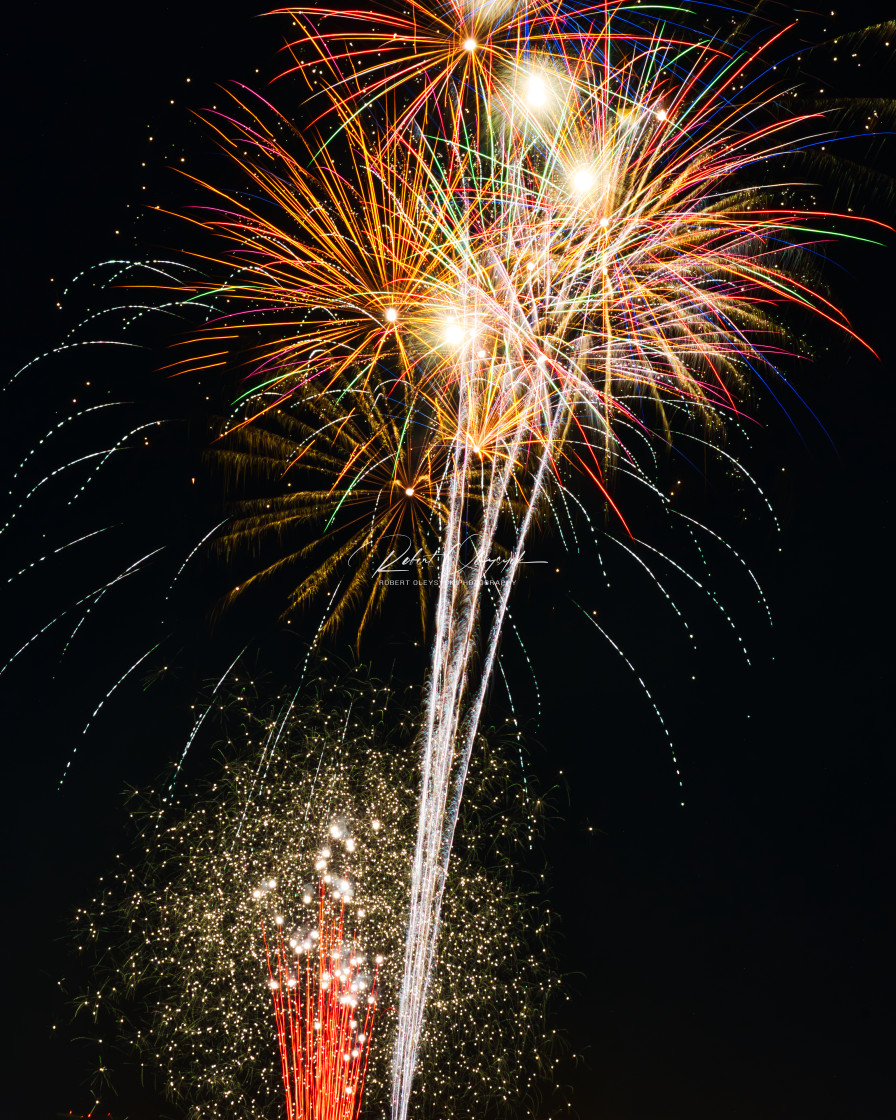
571;166;595;192
526;75;548;107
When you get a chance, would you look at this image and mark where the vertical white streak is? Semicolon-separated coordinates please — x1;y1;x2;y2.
391;391;557;1120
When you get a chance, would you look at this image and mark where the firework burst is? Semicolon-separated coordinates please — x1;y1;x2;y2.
153;6;890;1115
74;673;559;1120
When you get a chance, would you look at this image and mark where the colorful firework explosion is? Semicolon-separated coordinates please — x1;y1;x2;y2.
150;6;887;1114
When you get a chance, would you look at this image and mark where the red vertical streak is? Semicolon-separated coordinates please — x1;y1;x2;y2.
265;877;377;1120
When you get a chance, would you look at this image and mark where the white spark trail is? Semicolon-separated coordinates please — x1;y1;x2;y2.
391;391;558;1120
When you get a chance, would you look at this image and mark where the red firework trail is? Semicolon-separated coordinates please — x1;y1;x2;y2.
264;882;379;1120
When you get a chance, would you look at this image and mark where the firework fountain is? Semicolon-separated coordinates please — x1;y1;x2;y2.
77;677;556;1119
264;880;379;1120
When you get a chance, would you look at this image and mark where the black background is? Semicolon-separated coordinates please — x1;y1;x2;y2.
3;3;894;1118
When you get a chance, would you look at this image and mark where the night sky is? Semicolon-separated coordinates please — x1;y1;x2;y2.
3;3;894;1119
